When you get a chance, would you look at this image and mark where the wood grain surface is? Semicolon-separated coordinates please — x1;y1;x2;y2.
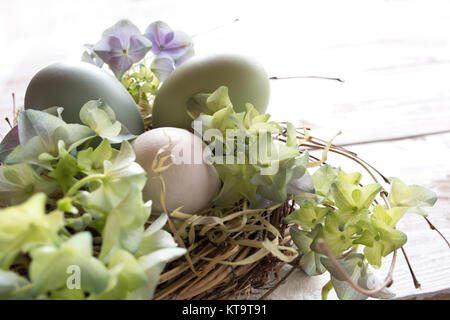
0;0;448;299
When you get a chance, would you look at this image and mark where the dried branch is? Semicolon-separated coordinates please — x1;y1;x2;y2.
424;216;450;247
269;75;344;82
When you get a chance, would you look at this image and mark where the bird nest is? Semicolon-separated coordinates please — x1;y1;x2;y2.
145;121;404;300
1;95;445;301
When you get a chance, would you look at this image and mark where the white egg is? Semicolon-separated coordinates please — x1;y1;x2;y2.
133;127;220;214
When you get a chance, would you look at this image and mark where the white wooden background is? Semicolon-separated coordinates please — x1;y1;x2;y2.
0;0;449;299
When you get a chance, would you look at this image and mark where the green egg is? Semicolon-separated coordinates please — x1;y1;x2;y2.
24;61;144;135
152;54;270;130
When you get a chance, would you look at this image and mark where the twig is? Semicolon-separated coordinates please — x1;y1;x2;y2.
259;264;296;300
12;93;16;121
269;75;344;82
401;247;421;289
191;18;239;38
5;117;13;129
317;239;396;298
424;216;450;247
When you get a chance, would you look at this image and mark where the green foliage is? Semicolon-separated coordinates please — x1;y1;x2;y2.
79;100;135;143
285;164;436;299
6;108;94;169
0;193;63;269
190;87;437;299
29;232;109;295
193;86;310;207
0;102;185;300
0;163;59;206
388;177;437;216
121;64;160;114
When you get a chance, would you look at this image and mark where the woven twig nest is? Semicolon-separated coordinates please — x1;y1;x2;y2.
148;122;395;300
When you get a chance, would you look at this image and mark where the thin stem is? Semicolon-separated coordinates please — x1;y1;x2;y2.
269;75;344;83
65;174;105;197
191;18;239;38
316;239;396;298
424;216;450;247
12;93;17;124
5;117;13;129
401;247;421;289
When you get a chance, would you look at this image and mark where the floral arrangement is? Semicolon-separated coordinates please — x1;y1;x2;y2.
0;19;445;300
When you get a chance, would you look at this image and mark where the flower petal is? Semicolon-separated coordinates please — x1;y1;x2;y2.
128;35;153;62
151;55;175;81
145;21;193;62
94;19;151;79
144;21;173;55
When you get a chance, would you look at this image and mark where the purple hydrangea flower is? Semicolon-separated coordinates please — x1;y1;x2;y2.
145;21;194;80
94;19;152;79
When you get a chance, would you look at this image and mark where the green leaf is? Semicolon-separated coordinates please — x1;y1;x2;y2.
285;122;297;148
285;200;331;231
357;207;407;267
321;253;395;299
0;270;31;300
50;288;85;300
127;213;185;300
311;165;339;198
0;163;58;206
363;220;407;268
206;86;233;113
78;141;146;217
90;249;148;300
388;177;437;216
79;100;135;143
337;170;361;185
254;151;309;203
372;205;407;228
103;141;145;180
77;139;113;174
80;100;121;137
290;226;326;276
99;184;151;262
0;193;63;269
135;214;178;258
330;181;381;212
129;247;186;300
321;280;333;300
6;109;94;169
29;232;109;294
312;213;361;256
213;163;259;206
48;149;80;193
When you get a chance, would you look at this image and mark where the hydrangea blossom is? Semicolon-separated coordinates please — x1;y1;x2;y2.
144;21;194;80
93;19;152;79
